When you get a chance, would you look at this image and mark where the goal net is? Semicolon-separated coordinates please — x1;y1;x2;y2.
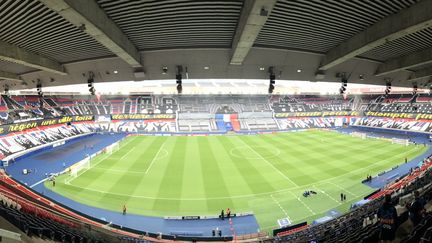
351;132;367;139
391;138;410;146
68;141;121;179
104;142;120;155
69;157;90;178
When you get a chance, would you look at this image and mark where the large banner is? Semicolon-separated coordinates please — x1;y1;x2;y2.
275;111;359;118
365;111;432;120
111;114;176;120
0;115;93;134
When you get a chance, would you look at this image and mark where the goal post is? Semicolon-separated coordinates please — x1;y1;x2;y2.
351;132;367;139
67;141;121;179
104;142;120;155
69;157;90;178
391;138;410;146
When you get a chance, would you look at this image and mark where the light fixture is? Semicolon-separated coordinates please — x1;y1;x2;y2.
4;85;9;95
339;73;348;95
204;66;209;70
259;67;265;71
176;65;183;94
162;66;168;75
385;80;392;96
413;82;418;95
113;70;118;74
297;69;302;73
87;71;96;95
36;82;43;106
268;66;275;94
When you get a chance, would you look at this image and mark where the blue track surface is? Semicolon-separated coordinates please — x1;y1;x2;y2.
5;133;260;237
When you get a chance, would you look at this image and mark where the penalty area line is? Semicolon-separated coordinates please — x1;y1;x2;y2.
145;142;167;174
118;136;140;160
325;181;359;197
312;185;342;205
120;147;135;160
270;194;291;221
289;191;316;215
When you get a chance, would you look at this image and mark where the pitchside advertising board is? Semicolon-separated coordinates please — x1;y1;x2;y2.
0;115;93;134
364;111;432;120
274;111;360;118
4;112;431;135
275;111;432;120
0;114;176;134
111;114;176;120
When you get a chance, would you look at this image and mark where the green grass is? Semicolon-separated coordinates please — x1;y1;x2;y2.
48;130;428;232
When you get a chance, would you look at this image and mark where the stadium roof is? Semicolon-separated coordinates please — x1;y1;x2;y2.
1;0;432;90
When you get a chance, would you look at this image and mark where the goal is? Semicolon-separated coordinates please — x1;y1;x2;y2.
391;138;410;146
70;157;90;178
104;142;120;155
351;132;367;139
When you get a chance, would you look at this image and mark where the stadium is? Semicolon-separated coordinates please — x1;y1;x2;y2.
1;0;432;242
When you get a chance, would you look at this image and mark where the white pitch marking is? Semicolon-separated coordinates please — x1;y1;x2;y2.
120;147;135;160
312;185;342;205
238;138;299;187
289;191;315;215
270;194;291;220
145;142;167;174
62;143;420;200
326;181;359;197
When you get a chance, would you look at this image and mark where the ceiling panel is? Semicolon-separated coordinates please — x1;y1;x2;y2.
255;0;420;53
0;0;114;63
96;0;243;50
361;28;432;61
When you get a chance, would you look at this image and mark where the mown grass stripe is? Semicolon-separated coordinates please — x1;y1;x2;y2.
49;131;428;232
216;136;277;194
94;137;166;206
198;136;234;213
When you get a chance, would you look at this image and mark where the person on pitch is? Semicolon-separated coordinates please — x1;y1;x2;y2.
123;204;127;215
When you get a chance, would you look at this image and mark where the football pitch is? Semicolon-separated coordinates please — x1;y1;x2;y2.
49;130;427;232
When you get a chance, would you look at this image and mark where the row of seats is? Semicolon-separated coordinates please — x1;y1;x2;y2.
401;213;432;243
353;117;432;133
0;123;98;159
0;172;143;243
6;93;432;127
276;117;341;129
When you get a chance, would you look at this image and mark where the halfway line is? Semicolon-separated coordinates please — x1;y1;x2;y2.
238;138;299;187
